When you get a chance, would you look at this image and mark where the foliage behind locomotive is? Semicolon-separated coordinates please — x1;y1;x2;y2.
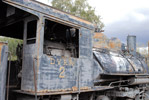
0;0;149;100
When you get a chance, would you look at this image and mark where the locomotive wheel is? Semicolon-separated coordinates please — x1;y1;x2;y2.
96;96;110;100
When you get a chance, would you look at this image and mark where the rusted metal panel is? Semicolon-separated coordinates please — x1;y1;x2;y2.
108;37;121;50
0;42;8;100
93;33;122;50
2;0;94;30
93;32;109;49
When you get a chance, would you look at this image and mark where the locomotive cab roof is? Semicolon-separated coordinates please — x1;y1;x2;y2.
0;0;94;39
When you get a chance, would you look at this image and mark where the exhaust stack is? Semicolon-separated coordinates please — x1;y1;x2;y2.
127;35;136;56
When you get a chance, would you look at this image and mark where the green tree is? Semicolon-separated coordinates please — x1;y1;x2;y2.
51;0;104;29
0;37;23;60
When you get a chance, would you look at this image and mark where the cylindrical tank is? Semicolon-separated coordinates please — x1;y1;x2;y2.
127;35;136;56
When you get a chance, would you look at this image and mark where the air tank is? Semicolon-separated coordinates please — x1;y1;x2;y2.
127;35;136;56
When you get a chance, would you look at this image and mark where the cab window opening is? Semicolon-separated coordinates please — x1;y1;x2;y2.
26;20;37;44
44;19;79;58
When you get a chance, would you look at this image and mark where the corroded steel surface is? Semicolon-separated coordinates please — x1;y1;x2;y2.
109;37;121;50
93;32;109;49
93;33;121;50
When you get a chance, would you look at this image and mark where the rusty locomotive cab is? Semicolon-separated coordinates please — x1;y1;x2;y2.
0;0;149;100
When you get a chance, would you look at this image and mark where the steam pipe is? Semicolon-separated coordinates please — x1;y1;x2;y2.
129;78;149;85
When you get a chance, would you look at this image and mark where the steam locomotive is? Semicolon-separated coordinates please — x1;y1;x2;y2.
0;0;149;100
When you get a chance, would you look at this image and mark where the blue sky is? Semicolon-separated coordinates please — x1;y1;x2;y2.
37;0;149;46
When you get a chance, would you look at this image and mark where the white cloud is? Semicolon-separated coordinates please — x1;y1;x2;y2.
131;12;146;21
88;0;149;24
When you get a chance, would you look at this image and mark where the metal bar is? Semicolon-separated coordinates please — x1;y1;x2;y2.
76;94;79;100
6;52;11;100
109;80;129;87
77;64;80;94
33;58;38;100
